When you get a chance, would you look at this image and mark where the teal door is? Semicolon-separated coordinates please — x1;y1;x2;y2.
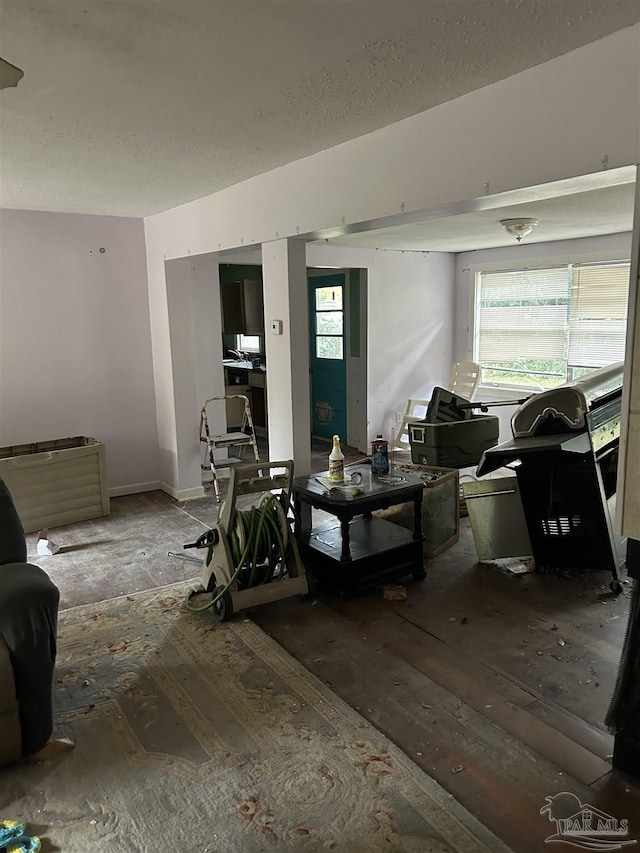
309;274;347;441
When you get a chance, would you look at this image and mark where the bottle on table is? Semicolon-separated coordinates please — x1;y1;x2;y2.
371;434;389;475
328;434;345;482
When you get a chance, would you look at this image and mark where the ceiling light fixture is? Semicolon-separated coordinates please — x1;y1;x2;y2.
500;217;539;242
0;56;24;90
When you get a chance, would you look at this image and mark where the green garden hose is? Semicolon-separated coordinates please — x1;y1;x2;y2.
185;493;291;613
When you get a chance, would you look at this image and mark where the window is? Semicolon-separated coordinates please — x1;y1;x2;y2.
474;261;630;391
236;334;261;353
314;285;344;360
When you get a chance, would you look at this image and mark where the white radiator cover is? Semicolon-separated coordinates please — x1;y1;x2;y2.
0;437;110;533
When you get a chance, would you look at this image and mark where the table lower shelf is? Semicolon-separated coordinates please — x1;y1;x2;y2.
299;516;425;595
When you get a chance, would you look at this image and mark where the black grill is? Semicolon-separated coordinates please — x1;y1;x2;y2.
540;515;583;537
477;362;626;589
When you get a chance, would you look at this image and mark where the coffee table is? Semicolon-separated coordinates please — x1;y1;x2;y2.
292;465;426;594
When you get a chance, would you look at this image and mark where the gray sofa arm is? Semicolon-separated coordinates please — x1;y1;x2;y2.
0;633;21;765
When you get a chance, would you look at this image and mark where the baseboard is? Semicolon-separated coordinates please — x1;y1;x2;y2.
160;481;206;501
109;481;161;498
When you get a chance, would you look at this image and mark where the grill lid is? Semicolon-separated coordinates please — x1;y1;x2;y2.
511;362;624;438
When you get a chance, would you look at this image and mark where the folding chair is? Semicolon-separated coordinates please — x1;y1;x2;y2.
449;361;481;401
396;398;431;451
395;362;480;450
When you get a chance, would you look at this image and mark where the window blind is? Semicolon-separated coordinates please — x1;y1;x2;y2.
477;268;570;363
568;263;630;367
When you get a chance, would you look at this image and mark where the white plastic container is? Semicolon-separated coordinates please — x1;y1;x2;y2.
0;436;110;533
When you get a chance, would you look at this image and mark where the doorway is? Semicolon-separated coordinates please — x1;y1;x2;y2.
309;273;347;441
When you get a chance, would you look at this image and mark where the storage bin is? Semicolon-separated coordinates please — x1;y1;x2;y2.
408;416;499;468
373;464;459;557
0;436;110;533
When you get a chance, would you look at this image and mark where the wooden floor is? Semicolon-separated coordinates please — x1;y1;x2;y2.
27;443;640;853
253;538;640;851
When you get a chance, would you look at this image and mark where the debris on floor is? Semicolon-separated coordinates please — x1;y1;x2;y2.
480;556;534;575
36;528;60;556
383;584;407;601
186;589;214;609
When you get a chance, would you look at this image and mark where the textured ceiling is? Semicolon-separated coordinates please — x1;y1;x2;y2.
0;0;639;218
316;180;637;252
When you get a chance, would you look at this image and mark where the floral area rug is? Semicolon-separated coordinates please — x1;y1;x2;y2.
1;583;512;852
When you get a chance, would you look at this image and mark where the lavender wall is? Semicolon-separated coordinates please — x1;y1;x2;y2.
145;27;640;493
0;209;159;492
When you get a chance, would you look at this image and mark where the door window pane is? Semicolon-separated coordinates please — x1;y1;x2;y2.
316;336;344;360
316;311;343;335
315;287;343;311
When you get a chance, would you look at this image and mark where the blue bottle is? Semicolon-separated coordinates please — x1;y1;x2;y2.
371;435;389;475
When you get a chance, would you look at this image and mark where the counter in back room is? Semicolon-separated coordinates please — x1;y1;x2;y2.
223;363;267;433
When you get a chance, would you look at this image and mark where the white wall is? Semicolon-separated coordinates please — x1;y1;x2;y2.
454;232;634;441
144;27;640;493
307;244;455;449
365;251;454;442
262;239;312;471
0;209;158;492
162;241;453;493
163;254;223;499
